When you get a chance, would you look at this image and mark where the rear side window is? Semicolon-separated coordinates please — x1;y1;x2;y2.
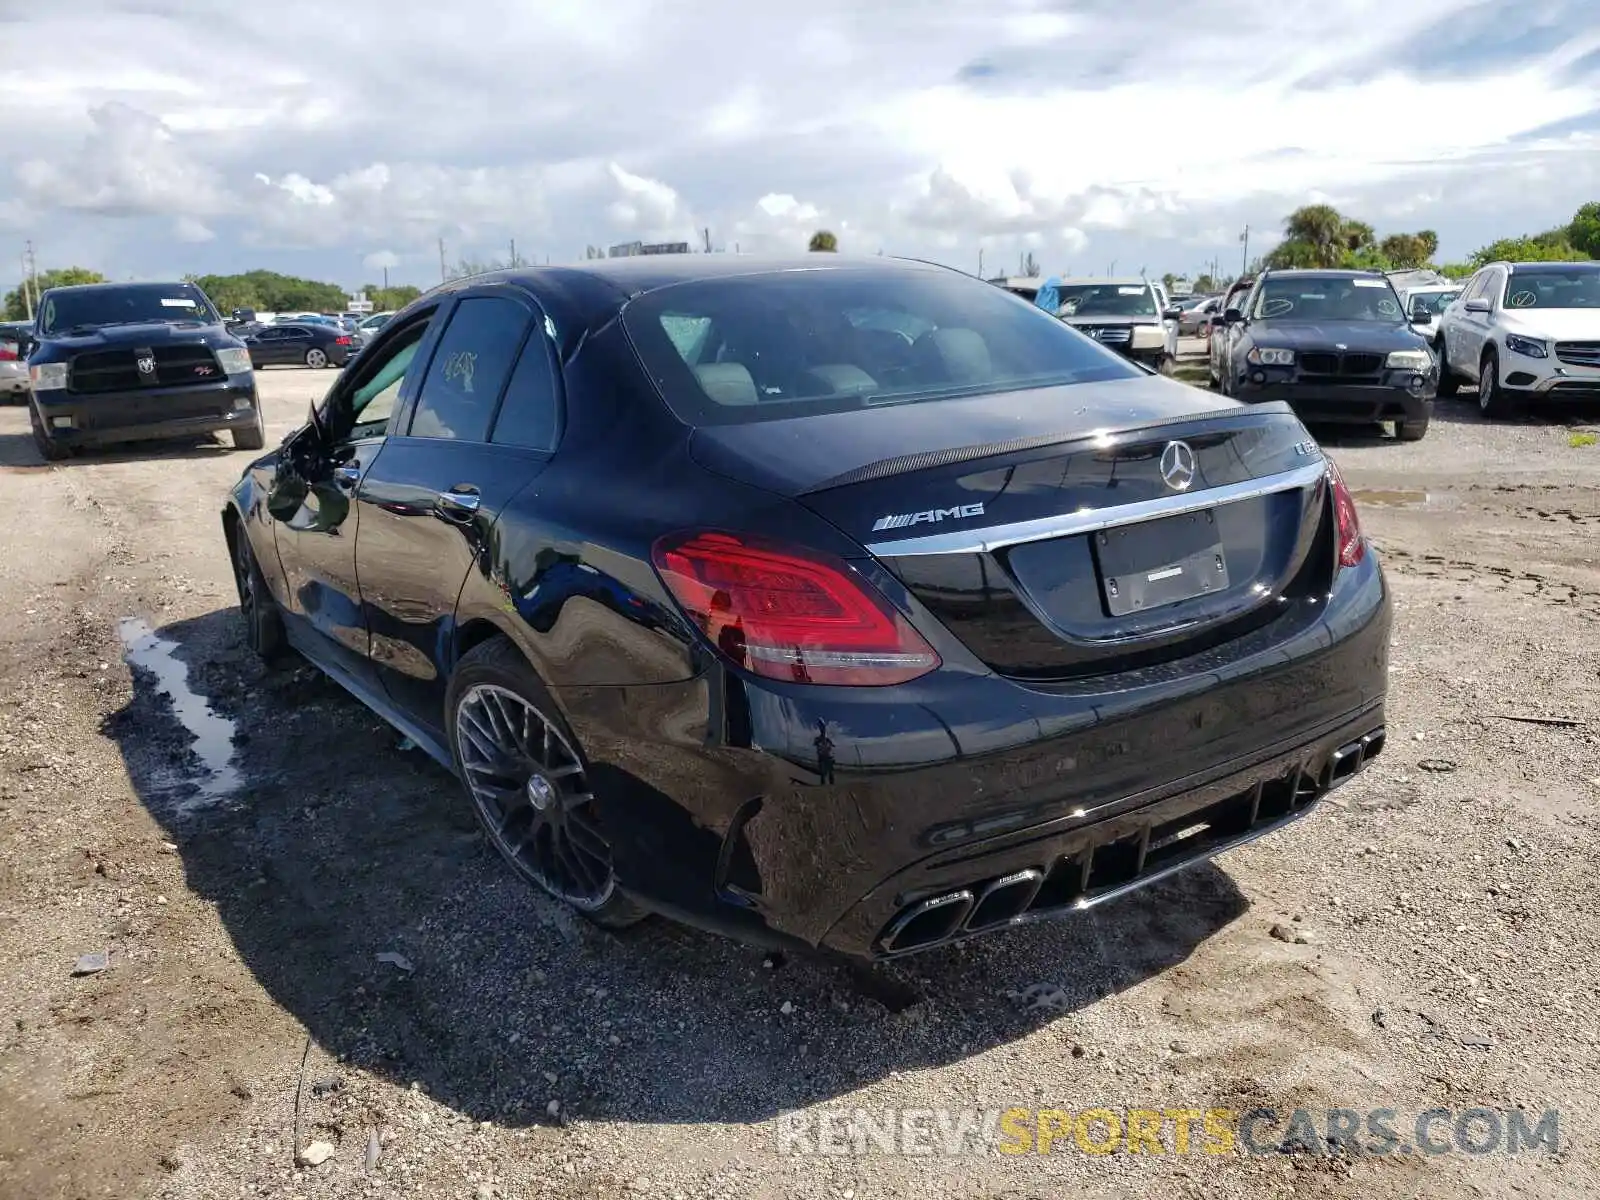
621;268;1142;426
491;332;561;452
409;296;530;441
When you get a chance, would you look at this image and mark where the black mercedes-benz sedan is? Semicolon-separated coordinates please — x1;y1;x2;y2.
1215;269;1437;441
222;255;1389;961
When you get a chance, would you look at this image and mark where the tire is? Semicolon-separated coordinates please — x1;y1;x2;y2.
1157;354;1176;377
446;637;647;931
304;347;328;369
28;402;68;461
1395;414;1429;442
1478;348;1516;419
1434;341;1459;397
232;414;266;450
230;519;289;666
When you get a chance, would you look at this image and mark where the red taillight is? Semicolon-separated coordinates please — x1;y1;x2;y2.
335;335;352;345
651;531;940;686
1326;460;1365;568
0;345;16;362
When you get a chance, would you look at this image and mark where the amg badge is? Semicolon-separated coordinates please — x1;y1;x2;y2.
871;502;986;533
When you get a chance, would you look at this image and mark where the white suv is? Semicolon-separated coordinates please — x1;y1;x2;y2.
1437;261;1600;417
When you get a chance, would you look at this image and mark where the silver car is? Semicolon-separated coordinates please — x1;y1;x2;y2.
0;321;32;403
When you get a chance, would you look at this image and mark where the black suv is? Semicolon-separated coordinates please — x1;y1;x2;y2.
27;281;263;461
1213;269;1437;441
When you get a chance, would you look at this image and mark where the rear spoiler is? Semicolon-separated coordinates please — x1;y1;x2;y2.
799;401;1298;495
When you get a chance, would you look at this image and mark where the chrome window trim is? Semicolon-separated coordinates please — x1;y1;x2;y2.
864;459;1328;557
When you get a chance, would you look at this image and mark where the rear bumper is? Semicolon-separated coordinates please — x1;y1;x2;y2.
1236;380;1431;424
0;367;27;396
32;377;258;446
557;548;1391;960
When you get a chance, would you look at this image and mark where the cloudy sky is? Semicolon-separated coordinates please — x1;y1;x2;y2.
3;0;1599;292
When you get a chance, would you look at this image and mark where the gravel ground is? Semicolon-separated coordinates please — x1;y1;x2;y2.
1;364;1598;1200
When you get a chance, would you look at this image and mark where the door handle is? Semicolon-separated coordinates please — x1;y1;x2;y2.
332;464;361;489
435;486;481;522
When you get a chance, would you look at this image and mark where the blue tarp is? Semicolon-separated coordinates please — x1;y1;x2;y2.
1033;276;1061;315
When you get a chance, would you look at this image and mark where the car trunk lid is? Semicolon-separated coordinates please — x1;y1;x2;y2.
691;382;1332;680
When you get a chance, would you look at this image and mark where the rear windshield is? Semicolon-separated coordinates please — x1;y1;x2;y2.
1502;267;1600;310
622;268;1143;426
1251;276;1404;322
38;283;218;335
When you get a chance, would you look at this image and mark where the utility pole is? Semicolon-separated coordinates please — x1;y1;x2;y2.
19;251;33;321
438;237;447;283
977;248;984;279
25;240;39;318
1240;225;1250;275
703;227;711;253
509;237;517;267
382;265;389;292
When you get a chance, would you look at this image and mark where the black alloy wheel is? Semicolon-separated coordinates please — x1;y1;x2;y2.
449;641;644;928
232;524;288;664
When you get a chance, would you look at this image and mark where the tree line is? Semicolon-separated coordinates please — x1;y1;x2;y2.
1263;201;1600;278
3;267;423;323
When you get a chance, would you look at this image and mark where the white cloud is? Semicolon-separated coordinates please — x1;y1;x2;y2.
173;216;214;242
0;0;1597;281
363;249;400;270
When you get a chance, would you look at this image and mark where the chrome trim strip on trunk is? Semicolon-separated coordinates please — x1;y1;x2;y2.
864;459;1328;557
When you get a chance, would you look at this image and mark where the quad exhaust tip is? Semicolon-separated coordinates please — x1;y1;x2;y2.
876;725;1386;957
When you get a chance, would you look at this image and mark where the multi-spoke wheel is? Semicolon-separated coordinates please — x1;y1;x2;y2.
447;639;645;928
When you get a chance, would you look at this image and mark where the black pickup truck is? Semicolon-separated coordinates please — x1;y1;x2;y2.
26;281;263;461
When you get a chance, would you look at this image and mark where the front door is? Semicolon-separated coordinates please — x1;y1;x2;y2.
267;307;442;686
354;288;559;739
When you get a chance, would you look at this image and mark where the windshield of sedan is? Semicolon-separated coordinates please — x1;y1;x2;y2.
1407;289;1460;316
1502;267;1600;310
1250;276;1404;322
38;283;218;335
623;268;1144;426
1055;283;1159;317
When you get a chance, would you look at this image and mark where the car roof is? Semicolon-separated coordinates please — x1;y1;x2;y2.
1056;277;1154;287
1260;268;1387;279
496;253;948;294
400;254;970;330
1502;260;1600;271
38;280;195;296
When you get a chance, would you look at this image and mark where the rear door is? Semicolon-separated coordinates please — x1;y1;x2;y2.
354;286;560;738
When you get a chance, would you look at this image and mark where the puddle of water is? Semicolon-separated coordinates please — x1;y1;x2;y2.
1353;489;1429;508
118;617;242;810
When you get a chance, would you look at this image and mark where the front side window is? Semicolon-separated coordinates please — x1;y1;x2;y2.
339;312;437;437
1251;276;1404;322
622;268;1141;427
1502;267;1600;310
408;296;531;441
38;283;218;335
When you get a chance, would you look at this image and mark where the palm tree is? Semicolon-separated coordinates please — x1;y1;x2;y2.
1282;205;1345;266
808;230;839;252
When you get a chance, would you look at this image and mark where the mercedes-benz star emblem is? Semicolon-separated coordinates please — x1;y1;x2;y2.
1159;440;1197;492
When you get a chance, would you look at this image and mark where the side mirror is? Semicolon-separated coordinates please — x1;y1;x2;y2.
1162;306;1183;321
230;307;257;325
1223;307;1244;324
1410;303;1432;322
1464;298;1491;314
